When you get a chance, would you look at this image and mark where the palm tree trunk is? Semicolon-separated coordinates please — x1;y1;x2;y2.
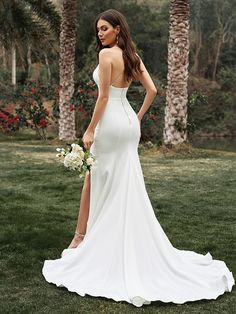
190;0;201;76
43;52;51;83
58;0;77;141
212;37;222;81
192;27;202;76
163;0;190;146
12;43;16;87
2;46;7;68
27;44;32;77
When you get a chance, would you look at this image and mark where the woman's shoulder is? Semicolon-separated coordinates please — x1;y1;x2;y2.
99;48;123;68
98;48;115;58
98;48;114;65
135;52;142;61
99;48;110;55
99;48;141;58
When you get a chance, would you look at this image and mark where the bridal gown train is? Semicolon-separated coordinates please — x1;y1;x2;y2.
42;65;234;307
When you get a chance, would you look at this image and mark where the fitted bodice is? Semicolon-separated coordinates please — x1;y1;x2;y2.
93;65;129;99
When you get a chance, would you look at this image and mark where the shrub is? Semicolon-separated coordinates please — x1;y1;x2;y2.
217;67;236;92
0;81;58;140
188;89;236;136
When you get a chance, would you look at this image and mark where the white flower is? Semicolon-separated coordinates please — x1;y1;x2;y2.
71;143;83;153
64;152;83;170
56;147;66;155
56;141;96;176
86;157;94;166
79;150;85;159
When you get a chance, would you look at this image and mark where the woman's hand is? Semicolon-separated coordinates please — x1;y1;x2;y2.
137;113;142;125
82;129;94;150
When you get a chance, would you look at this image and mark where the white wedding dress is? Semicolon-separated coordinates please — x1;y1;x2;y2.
42;65;234;307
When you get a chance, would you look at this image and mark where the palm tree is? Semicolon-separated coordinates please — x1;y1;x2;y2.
0;0;60;86
163;0;190;146
58;0;77;141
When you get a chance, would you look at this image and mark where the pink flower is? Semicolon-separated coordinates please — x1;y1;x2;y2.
7;116;19;124
39;118;48;128
31;88;38;94
77;105;83;112
0;111;8;120
150;114;157;121
70;105;75;112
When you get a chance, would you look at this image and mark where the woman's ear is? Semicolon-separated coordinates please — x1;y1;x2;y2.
116;25;120;35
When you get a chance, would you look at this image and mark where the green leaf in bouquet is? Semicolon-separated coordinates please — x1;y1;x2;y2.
65;143;72;152
77;138;85;150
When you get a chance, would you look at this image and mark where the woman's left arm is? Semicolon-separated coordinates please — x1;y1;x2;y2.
83;49;112;149
136;58;157;122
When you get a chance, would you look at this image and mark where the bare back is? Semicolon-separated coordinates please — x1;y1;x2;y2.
108;47;130;88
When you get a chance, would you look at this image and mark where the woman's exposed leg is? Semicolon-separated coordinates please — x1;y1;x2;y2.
68;172;90;248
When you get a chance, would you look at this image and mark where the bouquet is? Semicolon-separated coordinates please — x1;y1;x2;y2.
56;140;96;178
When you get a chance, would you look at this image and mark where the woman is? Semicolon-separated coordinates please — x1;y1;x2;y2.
43;9;234;307
67;9;156;250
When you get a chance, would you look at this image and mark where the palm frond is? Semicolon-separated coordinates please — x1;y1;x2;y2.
24;0;61;36
0;0;59;50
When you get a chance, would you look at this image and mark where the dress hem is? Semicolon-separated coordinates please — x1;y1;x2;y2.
42;264;235;308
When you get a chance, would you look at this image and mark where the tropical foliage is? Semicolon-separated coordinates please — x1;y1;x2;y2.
0;0;60;85
0;0;235;142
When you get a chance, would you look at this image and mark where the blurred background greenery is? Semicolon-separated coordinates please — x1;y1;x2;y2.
0;0;235;149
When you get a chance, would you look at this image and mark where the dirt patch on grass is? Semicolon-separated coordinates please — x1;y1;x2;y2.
0;142;55;164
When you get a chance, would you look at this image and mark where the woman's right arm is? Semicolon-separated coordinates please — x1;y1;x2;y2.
136;58;157;121
82;49;112;149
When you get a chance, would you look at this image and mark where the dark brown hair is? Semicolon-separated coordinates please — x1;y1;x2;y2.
94;9;142;82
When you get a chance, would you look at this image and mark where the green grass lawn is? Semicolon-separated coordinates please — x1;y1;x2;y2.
0;134;235;314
